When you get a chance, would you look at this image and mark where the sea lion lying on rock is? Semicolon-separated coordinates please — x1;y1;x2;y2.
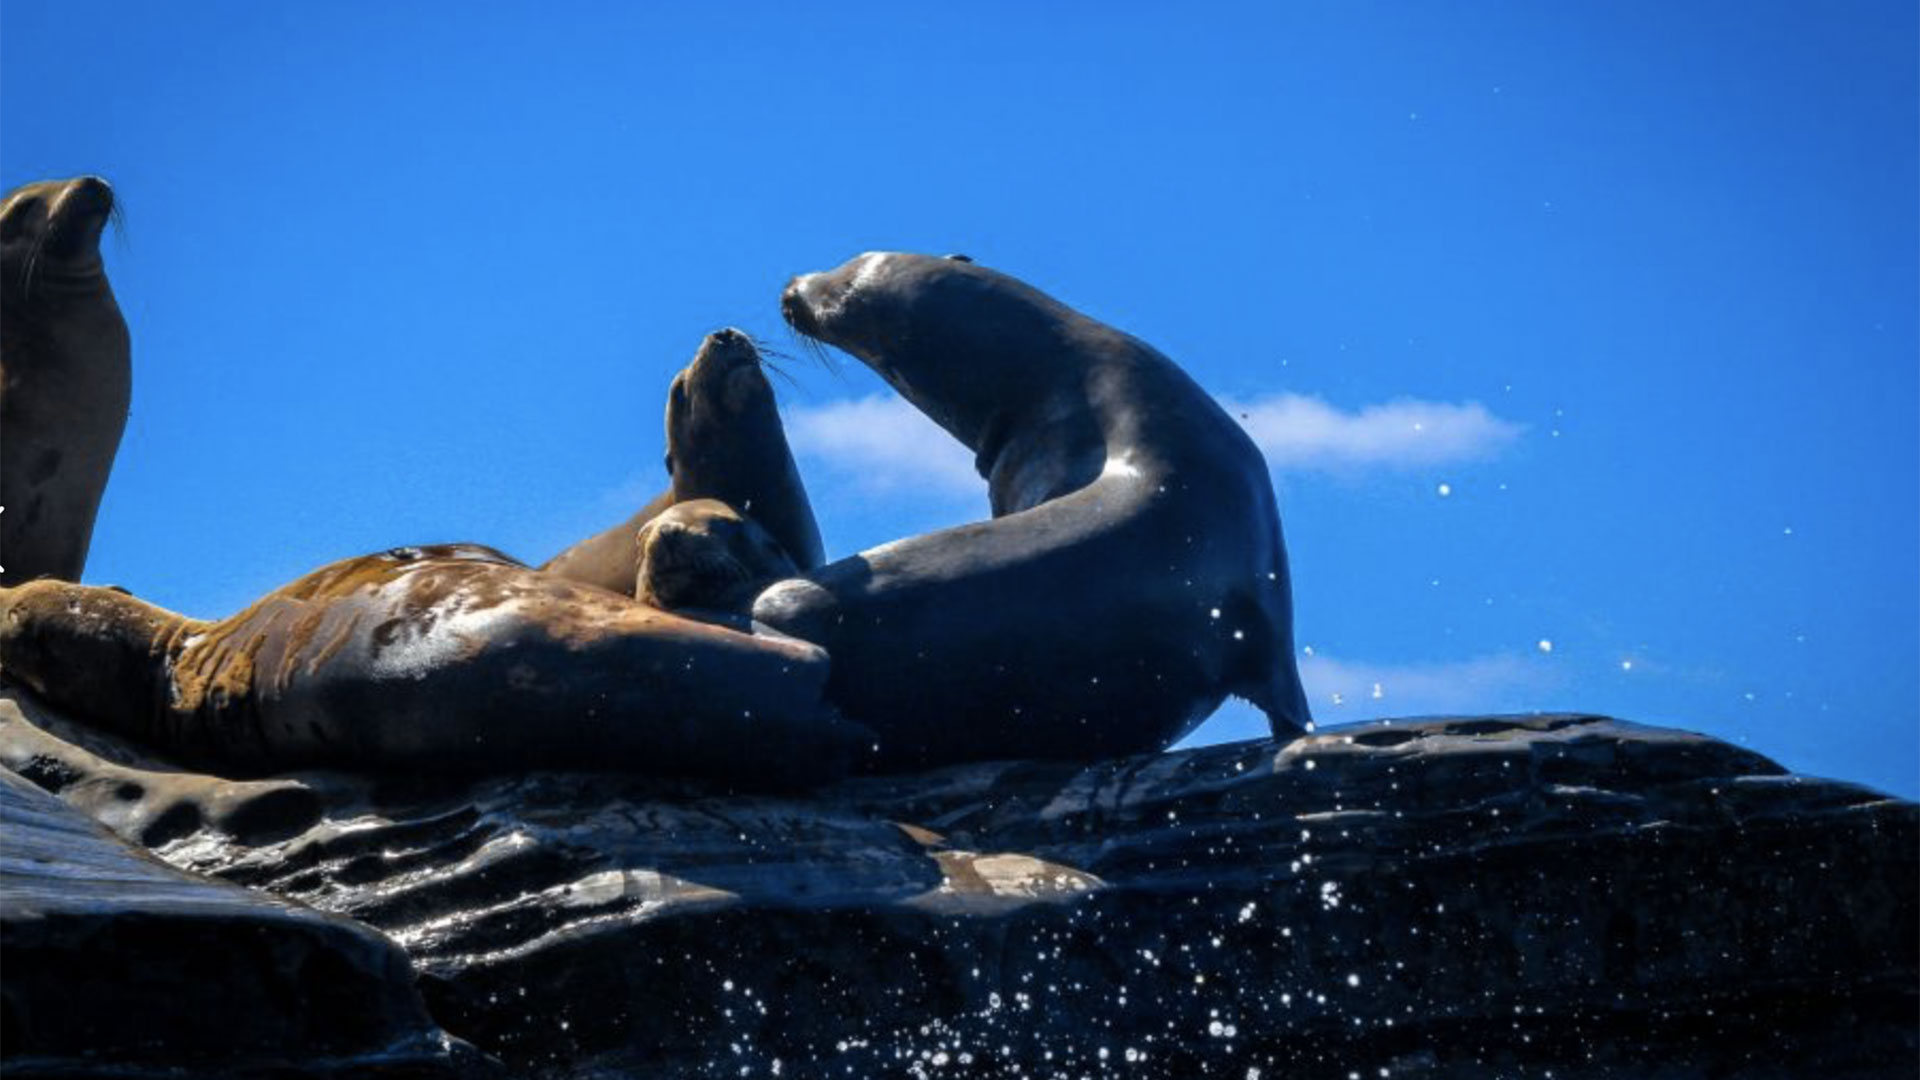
0;543;866;787
755;252;1313;771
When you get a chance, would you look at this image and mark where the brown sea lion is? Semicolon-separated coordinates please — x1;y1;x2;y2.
755;252;1313;772
0;544;867;787
634;498;799;613
0;177;130;586
542;328;823;594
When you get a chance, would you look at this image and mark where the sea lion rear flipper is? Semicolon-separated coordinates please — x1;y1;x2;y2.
1237;666;1313;738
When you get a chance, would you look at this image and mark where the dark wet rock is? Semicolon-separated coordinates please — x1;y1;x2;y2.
2;690;323;848
0;765;486;1078
2;687;1914;1078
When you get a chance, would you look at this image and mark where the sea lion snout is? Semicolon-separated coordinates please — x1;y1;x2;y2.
57;176;113;216
779;276;820;336
780;254;886;336
692;326;759;373
681;328;772;418
2;176;114;261
46;176;114;259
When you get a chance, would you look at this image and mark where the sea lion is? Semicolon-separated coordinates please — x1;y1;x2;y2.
0;545;867;788
542;328;823;594
635;498;799;613
755;252;1313;771
0;177;130;586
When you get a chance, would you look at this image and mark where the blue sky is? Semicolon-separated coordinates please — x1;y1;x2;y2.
4;2;1914;796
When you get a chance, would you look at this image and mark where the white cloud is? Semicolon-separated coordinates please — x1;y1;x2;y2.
784;395;980;496
1221;394;1524;470
783;391;1523;496
1298;651;1562;717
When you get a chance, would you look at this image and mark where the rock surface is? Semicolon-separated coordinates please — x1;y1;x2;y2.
3;687;1915;1078
0;767;476;1078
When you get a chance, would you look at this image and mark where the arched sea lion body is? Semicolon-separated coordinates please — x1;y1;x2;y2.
542;328;823;594
1;177;130;586
756;252;1312;771
0;546;864;787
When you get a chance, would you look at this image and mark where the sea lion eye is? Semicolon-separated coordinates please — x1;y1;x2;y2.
945;253;973;263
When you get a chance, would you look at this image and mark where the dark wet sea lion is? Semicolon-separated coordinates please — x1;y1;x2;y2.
756;252;1313;771
635;498;799;613
0;177;130;586
0;545;866;787
542;328;823;594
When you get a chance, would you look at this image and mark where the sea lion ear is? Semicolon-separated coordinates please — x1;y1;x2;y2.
944;253;973;263
663;451;674;477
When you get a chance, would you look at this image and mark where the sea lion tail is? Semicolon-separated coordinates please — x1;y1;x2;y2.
0;580;185;744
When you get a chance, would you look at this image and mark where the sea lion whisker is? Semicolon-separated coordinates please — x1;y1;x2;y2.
756;354;804;392
107;198;130;253
746;335;823;381
786;329;842;378
748;338;802;365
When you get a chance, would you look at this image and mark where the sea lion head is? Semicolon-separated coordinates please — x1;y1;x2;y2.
2;176;126;362
779;252;1079;460
2;177;116;275
662;327;825;571
664;327;783;490
635;498;799;612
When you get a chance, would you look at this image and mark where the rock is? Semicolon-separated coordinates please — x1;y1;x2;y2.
0;766;485;1078
2;688;324;848
2;687;1914;1078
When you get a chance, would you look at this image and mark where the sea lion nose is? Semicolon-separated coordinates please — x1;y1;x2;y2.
67;176;113;208
780;279;817;336
58;176;114;222
700;327;757;373
50;176;114;254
